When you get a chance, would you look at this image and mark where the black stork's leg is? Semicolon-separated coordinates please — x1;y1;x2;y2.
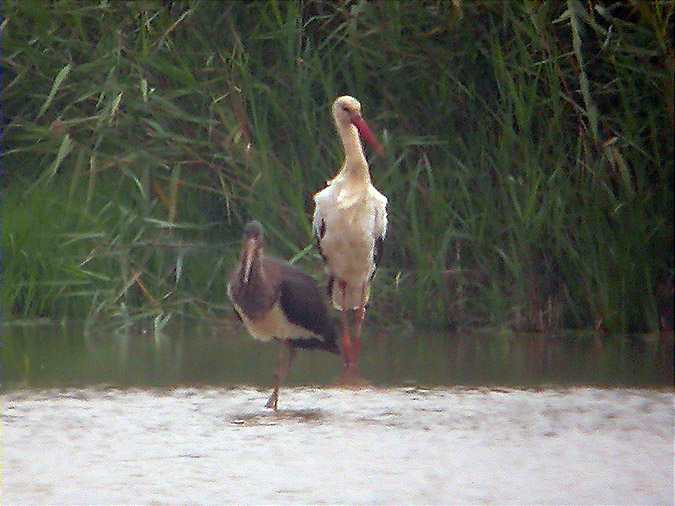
339;280;353;369
265;340;296;410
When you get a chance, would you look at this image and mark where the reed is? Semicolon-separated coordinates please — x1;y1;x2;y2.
2;0;672;333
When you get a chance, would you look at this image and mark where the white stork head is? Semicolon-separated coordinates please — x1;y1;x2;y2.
332;96;384;156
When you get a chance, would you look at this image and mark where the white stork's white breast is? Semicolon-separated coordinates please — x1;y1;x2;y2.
315;183;387;283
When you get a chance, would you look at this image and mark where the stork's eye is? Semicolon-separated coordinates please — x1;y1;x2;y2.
342;105;349;112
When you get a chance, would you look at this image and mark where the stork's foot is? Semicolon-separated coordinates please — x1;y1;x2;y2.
265;391;278;410
336;364;370;388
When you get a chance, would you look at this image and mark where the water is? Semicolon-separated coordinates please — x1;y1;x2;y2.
2;321;673;504
2;320;672;388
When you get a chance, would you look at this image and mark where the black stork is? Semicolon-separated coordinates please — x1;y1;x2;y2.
312;96;388;375
228;221;339;410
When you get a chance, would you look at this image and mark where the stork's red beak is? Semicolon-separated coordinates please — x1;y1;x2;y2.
351;115;384;156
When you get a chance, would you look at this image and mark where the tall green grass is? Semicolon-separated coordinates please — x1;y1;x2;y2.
2;0;672;333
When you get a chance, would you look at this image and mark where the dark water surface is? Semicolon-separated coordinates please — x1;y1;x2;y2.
2;320;673;504
1;319;672;389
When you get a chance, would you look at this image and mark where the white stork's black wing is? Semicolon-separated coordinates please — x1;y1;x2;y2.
371;200;387;279
312;204;327;262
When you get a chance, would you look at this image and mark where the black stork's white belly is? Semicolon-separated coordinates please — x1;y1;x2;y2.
229;297;320;343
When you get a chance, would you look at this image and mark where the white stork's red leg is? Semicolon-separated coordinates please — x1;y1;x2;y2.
351;283;368;369
339;280;353;368
265;340;296;410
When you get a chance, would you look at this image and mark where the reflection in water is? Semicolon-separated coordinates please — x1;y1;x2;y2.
231;408;325;426
1;319;672;389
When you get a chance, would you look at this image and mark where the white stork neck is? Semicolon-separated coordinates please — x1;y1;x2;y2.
336;122;371;185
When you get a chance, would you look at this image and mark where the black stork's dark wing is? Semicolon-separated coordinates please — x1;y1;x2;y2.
276;261;339;354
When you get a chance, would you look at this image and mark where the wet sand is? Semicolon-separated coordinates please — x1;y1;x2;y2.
3;386;672;504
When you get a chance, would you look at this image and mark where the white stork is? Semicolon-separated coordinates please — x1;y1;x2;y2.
312;96;388;374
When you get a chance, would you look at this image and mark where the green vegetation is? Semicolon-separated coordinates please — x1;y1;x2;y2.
2;0;672;333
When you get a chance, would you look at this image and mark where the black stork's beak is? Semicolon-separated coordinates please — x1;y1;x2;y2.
240;220;264;285
242;237;257;285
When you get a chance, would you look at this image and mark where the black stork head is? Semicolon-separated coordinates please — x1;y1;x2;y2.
240;220;264;285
